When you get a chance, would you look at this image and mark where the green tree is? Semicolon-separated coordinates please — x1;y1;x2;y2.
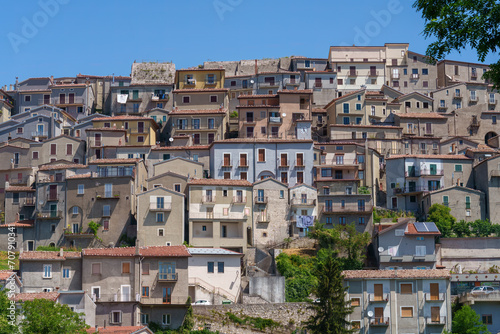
276;253;316;302
413;0;500;88
0;290;19;334
427;204;456;238
305;256;354;334
452;220;471;238
449;304;489;334
20;298;88;334
180;296;194;333
470;219;493;237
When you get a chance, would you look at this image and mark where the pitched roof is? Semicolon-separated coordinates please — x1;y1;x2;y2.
237;94;278;99
39;163;87;171
396;112;446;119
13;292;60;302
5;186;35;192
93;115;155;122
386;154;472;160
169;109;226;115
330;124;402;129
174;88;228;93
188;248;243;256
82;245;191;257
19;251;82;260
278;89;313;94
87;326;153;334
152;145;210;151
66;172;92;179
0;270;15;280
324;89;365;109
188;178;252;187
0;220;34;228
88;158;140;164
85;127;127;132
212;138;313;144
343;269;450;279
405;222;441;236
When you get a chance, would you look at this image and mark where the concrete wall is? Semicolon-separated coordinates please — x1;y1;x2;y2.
439;237;500;272
248;276;285;304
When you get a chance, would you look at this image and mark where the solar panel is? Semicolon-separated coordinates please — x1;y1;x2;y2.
424;222;439;232
413;222;428;232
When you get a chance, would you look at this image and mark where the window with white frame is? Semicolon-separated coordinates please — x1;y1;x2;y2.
111;311;122;324
72;207;78;215
77;184;84;195
162;314;171;325
43;264;52;278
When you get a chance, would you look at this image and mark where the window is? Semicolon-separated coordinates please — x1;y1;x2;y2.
337;79;343;85
137;136;144;143
422;68;428;75
482;315;492;325
339;217;346;225
92;263;101;275
72;206;78;215
141;313;149;324
103;205;110;217
218;262;225;273
62;268;70;278
156;212;164;222
423;81;428;87
258;149;265;162
111;311;122;324
358;217;365;225
50;144;56;155
12;193;19;204
210;95;218;103
400;283;412;294
77;184;84;195
351;298;360;307
122;262;131;274
142;263;150;275
32;151;39;160
343;103;349;113
183;96;190;103
158;228;164;236
24;95;31;102
493;116;497;124
401;307;413;318
455;164;463;172
142;286;150;297
162;314;171;325
43;264;52;278
325;217;332;224
279;190;284;199
466;196;471;209
207;262;214;273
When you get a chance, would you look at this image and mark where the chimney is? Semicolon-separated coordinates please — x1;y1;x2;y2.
9;84;13;91
135;239;140;255
59;248;63;258
15;77;19;90
50;76;54;85
255;59;258;75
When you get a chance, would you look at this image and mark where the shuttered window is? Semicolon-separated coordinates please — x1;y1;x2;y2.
400;283;412;294
401;307;413;318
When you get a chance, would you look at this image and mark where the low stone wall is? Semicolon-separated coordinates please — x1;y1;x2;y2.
193;302;313;333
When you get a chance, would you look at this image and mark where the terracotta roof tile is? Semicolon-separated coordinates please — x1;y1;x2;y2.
5;186;35;192
87;326;151;334
278;89;313;94
0;220;34;228
387;154;472;160
19;251;81;260
0;270;15;280
85;128;127;132
466;144;498;153
88;158;140;164
330;124;402;129
237;94;278;99
13;292;60;302
82;245;191;257
343;269;450;279
188;178;252;187
312;108;327;113
174;88;228;93
169;109;227;115
213;138;313;144
66;173;92;179
152;145;210;151
93;115;154;122
396;113;446;119
405;223;441;236
39;164;87;171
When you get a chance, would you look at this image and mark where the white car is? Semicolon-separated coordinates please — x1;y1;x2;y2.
471;286;496;295
193;299;211;305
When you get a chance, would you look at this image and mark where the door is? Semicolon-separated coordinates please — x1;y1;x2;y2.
121;285;130;301
59;93;65;104
50;203;57;218
206;190;212;202
281;153;287;167
416;245;426;256
37;124;44;136
408;165;415;177
208;133;215;144
162;287;171;304
240;154;247;167
49;185;57;201
193;134;200;145
426;122;432;134
138;122;144;133
301;194;307;204
105;184;112;198
430;164;437;175
258;189;264;202
392;197;398;209
430;283;439;300
374;307;384;324
221;225;227;238
431;306;440;322
44;94;50;104
68;93;75;104
297;153;304;166
223;154;230;167
94;133;101;147
409;181;416;192
374;284;383;301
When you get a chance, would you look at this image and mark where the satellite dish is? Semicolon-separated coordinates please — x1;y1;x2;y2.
378;247;384;253
282;113;286;117
169;138;174;142
250;80;254;84
367;311;374;318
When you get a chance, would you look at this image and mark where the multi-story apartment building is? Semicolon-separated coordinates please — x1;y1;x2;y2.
437;59;490;88
149;145;211;177
91;115;158;147
395;113;448;139
385;154;474;213
136;187;185;247
422;185;485;222
209;138;314;186
473;154;500;221
289;184;318;237
110;80;173;116
236;90;312;140
252;178;290;247
376;220;440;269
169;108;226;145
188;179;252;253
344;269;452;333
0;90;14;123
4;185;36;230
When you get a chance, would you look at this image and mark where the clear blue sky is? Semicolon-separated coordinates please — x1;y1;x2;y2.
1;0;496;85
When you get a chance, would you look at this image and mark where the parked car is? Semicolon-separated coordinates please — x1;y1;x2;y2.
193;299;211;305
471;286;496;295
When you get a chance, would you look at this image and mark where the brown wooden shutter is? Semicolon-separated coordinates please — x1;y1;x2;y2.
401;283;412;294
430;283;439;300
401;307;413;317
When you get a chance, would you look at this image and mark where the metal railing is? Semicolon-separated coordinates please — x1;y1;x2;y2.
150;202;172;211
348;70;358;76
232;196;246;204
370;317;390;326
454;92;462;98
321;204;372;213
394;185;444;194
201;196;216;204
37;210;62;219
411;73;420;79
158;272;178;281
368;293;389;302
425;293;445;301
31;131;48;137
425;316;446;325
254;196;268;204
256;213;270;223
369;71;379;76
23;198;35;206
290;198;316;206
95;191;121;199
405;169;444;177
391;73;400;79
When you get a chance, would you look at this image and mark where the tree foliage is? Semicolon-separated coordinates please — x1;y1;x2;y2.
20;298;88;334
452;220;471;238
305;256;354;334
276;253;317;302
449;304;490;334
413;0;500;88
427;204;456;238
0;290;19;334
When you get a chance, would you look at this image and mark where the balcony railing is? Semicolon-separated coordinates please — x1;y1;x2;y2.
260;81;279;87
394;185;444;194
321;204;373;214
469;95;478;102
368;293;389;302
201;196;216;204
489;98;497;105
348;70;358;76
454;92;462;99
269;116;281;123
290;198;316;206
391;73;400;79
284;78;300;86
96;191;121;199
232;196;246;204
129;128;147;134
31;131;48;138
38;97;84;105
426;316;446;325
185;80;196;86
91;293;140;303
37;210;62;219
151;93;169;101
314;83;323;89
405;169;444;177
47;194;59;201
369;317;389;326
411;73;420;79
158;272;178;281
257;213;270;223
279;160;289;168
438;103;448;109
150;203;172;211
425;293;445;301
23;198;35;206
254;196;268;204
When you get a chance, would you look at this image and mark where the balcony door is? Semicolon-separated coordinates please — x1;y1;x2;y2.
105;184;112;198
94;133;101;147
162;287;171;304
430;283;439;301
59;94;65;104
49;185;57;200
374;307;384;323
68;93;75;104
121;285;130;302
431;306;440;322
374;284;383;301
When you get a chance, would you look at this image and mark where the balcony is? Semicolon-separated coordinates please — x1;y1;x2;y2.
425;293;445;301
92;293;140;303
368;293;389;302
47;194;59;201
256;213;270;223
453;92;462;99
201;196;216;204
395;185;443;194
191;211;247;220
437;103;448;110
158;272;178;282
22;198;35;206
269;116;282;123
231;196;246;204
294;160;305;168
238;161;248;168
96;191;121;199
37;210;62;219
469;95;478;102
348;70;358;77
284;78;300;86
138;296;188;305
391;73;400;79
151;93;169;101
459;291;500;304
55;96;84;105
405;169;444;177
290;198;316;207
321;203;373;214
313;83;323;90
369;317;389;326
489;98;497;105
278;161;289;168
369;71;379;77
260;81;279;88
31;131;48;138
64;228;95;238
426;316;446;325
254;196;268;204
129;128;147;134
411;73;420;80
150;203;172;211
